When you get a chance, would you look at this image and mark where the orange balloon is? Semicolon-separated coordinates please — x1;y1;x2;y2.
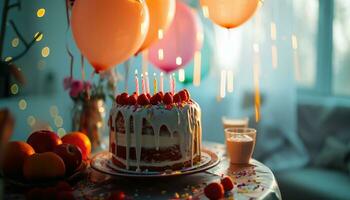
200;0;259;29
137;0;175;53
71;0;149;72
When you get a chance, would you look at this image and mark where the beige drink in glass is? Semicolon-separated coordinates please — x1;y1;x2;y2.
225;128;256;164
222;117;249;130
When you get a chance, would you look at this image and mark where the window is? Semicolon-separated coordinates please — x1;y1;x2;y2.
295;0;350;97
333;0;350;96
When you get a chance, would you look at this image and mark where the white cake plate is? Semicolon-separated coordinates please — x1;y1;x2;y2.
91;149;220;178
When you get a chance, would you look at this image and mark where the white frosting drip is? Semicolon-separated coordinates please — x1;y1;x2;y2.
109;101;201;171
116;133;179;148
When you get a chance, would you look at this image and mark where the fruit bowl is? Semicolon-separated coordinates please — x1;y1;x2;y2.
2;160;89;188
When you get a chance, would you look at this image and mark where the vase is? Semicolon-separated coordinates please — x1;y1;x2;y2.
72;98;106;151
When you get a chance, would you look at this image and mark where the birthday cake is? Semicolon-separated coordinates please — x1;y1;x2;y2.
108;89;202;172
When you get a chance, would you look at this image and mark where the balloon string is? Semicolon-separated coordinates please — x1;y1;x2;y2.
81;54;85;81
65;0;74;79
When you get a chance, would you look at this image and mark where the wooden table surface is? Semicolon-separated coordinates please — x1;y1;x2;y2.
2;141;281;200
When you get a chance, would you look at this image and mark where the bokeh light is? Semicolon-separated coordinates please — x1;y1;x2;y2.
27;115;36;127
36;8;46;18
10;84;19;95
18;99;27;110
34;32;43;42
41;47;50;57
11;38;19;47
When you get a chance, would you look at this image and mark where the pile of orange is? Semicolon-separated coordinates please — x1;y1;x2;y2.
1;130;91;181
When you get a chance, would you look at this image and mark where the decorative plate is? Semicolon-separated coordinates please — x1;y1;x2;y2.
91;149;220;178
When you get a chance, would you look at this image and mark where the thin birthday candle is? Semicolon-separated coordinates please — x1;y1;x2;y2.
169;74;173;94
160;72;164;93
153;73;158;94
172;73;176;94
141;73;145;94
134;69;139;95
145;72;150;94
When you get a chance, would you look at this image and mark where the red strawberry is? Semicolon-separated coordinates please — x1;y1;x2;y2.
204;182;224;200
150;93;162;105
178;90;188;102
163;92;173;105
158;91;164;99
119;93;129;105
173;93;181;103
116;95;121;104
137;94;150;106
183;89;190;100
128;94;138;105
221;176;234;191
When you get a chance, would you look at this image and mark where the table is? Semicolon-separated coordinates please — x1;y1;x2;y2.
3;142;281;200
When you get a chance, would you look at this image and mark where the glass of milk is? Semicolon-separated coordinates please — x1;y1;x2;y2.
224;128;256;164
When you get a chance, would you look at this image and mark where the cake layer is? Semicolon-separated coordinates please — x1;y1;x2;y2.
115;132;179;148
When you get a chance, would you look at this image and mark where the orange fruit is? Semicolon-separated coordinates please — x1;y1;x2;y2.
23;152;65;180
1;141;35;177
62;132;91;160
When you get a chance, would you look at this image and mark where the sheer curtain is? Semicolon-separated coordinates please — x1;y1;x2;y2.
183;0;309;170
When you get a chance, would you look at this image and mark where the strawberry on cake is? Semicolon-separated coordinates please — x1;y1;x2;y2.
108;89;202;172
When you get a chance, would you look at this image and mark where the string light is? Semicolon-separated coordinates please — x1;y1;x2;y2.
41;47;50;57
50;105;59;117
193;51;201;87
271;45;278;69
227;70;234;93
36;8;46;18
27;116;36;127
176;57;182;66
18;99;27;110
178;69;185;82
4;57;12;62
11;38;19;47
34;32;43;41
158;29;164;40
220;70;227;98
54;116;63;127
57;128;66;137
202;6;209;18
158;49;164;60
10;84;19;95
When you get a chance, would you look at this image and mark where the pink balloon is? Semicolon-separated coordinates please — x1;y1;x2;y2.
148;1;203;73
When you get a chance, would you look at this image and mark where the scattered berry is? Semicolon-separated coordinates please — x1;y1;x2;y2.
128;94;138;105
137;94;150;106
158;91;164;99
204;182;224;200
163;92;173;105
173;93;182;103
221;176;234;191
146;93;151;99
119;93;129;105
108;191;125;200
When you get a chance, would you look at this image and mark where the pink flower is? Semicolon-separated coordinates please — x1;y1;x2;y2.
63;77;73;90
69;80;84;98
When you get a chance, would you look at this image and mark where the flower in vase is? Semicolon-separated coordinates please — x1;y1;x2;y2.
69;80;84;98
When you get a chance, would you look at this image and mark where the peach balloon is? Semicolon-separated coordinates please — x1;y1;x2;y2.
200;0;259;29
137;0;176;53
71;0;149;72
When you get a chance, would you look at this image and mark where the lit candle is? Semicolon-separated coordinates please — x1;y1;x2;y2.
172;73;176;94
145;72;150;94
135;69;139;95
160;72;164;93
141;73;146;94
153;73;157;94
